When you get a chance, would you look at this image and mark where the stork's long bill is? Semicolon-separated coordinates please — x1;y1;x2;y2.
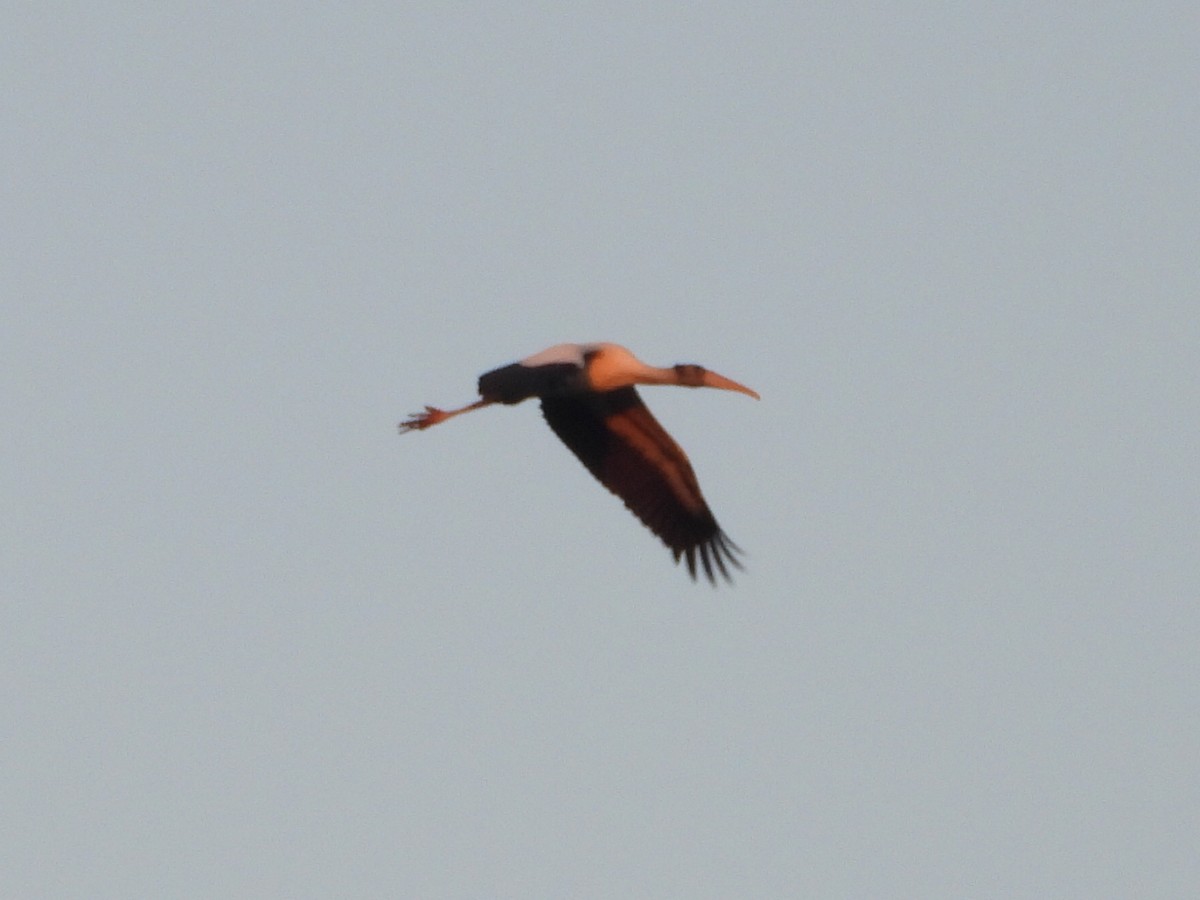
398;342;759;584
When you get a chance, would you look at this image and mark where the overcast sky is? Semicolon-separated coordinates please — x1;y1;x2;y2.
4;4;1197;898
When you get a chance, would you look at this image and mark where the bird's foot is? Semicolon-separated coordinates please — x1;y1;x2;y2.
398;406;447;433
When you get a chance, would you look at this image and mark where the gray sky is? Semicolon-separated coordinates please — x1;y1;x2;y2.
4;4;1197;897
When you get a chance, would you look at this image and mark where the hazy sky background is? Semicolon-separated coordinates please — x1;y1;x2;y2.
4;4;1197;897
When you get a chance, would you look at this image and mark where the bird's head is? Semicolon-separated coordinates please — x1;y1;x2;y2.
671;364;760;399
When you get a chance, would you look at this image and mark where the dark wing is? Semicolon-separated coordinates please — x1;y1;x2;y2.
540;387;743;584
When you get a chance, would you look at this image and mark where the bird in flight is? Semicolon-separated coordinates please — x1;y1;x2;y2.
399;342;759;584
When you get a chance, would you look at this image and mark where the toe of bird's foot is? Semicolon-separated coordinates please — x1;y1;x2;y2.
398;406;445;432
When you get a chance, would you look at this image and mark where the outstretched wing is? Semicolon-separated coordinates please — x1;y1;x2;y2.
540;387;743;584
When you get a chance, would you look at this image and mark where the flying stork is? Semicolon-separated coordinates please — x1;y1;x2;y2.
398;343;759;584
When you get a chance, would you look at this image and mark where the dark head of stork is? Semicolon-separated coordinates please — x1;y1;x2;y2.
399;342;759;585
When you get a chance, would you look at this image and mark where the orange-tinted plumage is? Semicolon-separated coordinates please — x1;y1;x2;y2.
399;343;758;584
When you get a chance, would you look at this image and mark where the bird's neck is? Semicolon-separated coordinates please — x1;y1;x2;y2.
587;358;678;392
